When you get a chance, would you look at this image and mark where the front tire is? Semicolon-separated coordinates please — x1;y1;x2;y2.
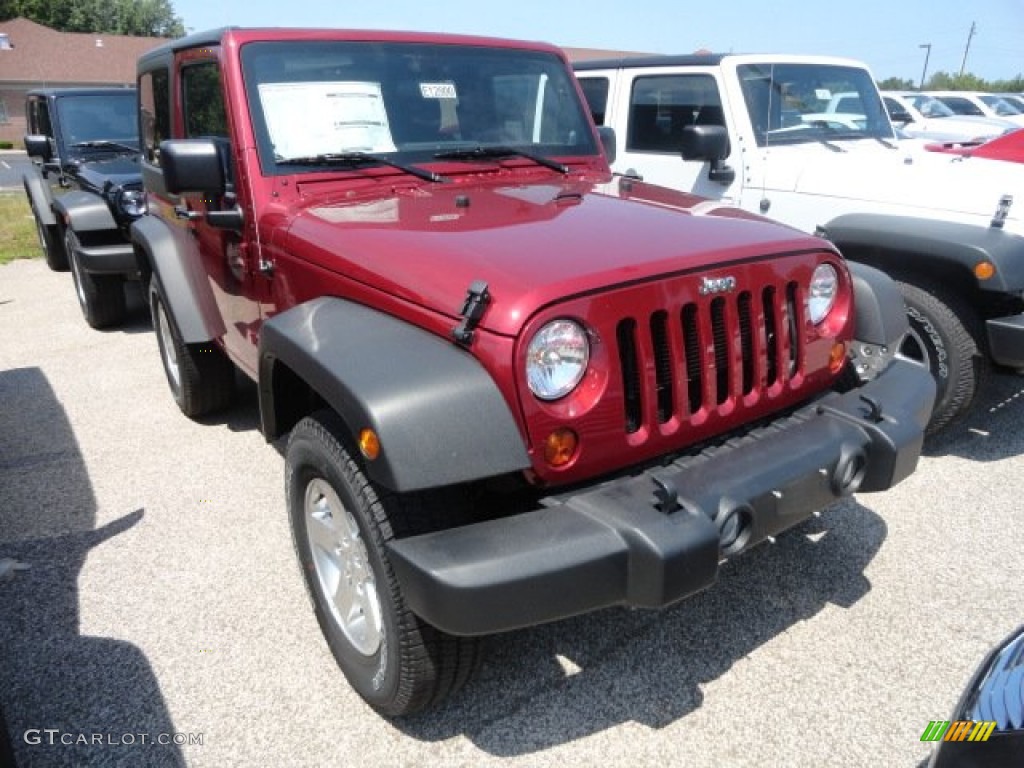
150;279;234;418
66;228;126;329
286;410;482;716
898;280;987;435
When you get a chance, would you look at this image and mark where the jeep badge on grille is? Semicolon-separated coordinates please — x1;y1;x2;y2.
699;276;737;295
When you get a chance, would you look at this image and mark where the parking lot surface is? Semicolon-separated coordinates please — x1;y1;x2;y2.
2;257;1022;768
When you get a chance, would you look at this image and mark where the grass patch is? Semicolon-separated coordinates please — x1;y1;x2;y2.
0;191;40;265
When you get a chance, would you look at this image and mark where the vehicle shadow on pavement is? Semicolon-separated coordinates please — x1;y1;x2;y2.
922;370;1024;462
396;496;885;755
0;367;185;768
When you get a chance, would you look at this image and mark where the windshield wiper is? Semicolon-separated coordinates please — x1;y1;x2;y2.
277;151;446;183
70;140;139;153
434;146;568;174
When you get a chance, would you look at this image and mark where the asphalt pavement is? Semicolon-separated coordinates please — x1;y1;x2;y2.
1;257;1022;768
0;150;31;190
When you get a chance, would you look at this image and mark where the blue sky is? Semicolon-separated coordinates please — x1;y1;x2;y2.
170;0;1024;83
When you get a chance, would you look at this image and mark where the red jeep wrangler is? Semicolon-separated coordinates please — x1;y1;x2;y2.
131;28;934;715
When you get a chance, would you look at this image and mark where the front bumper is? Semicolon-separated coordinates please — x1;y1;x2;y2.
70;240;137;276
987;313;1024;369
388;358;935;636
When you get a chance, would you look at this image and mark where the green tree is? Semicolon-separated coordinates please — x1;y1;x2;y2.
924;71;988;91
877;76;915;91
0;0;185;37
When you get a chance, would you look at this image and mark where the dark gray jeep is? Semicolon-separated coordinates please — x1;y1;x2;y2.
22;87;147;328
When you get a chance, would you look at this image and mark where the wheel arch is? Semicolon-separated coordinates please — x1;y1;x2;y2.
129;215;226;344
845;261;909;348
821;213;1024;302
22;170;56;227
51;190;118;234
260;297;530;493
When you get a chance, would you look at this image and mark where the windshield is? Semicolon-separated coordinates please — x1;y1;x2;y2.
240;40;597;175
978;94;1023;116
56;92;139;149
737;63;894;147
905;94;956;118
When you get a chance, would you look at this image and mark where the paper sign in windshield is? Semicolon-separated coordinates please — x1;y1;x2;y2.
419;82;457;99
259;81;397;159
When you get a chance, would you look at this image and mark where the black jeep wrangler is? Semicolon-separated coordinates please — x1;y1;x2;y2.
22;87;147;328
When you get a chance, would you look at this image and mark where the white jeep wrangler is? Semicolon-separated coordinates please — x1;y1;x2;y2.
576;53;1024;433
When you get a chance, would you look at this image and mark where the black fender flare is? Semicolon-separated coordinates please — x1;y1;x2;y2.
129;215;225;344
52;190;120;233
847;261;908;349
22;170;56;227
821;213;1024;294
259;297;531;493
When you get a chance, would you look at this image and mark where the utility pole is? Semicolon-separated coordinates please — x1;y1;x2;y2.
919;43;932;89
959;21;976;77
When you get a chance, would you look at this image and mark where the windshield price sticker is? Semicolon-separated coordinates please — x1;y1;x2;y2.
259;81;397;158
420;82;457;99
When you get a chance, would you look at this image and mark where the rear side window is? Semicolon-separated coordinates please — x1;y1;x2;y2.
27;98;53;136
139;68;170;164
578;77;609;125
628;74;722;152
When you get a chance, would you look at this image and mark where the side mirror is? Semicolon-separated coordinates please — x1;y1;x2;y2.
597;125;616;165
159;138;243;231
159;138;226;196
24;134;53;162
680;124;735;185
888;108;914;125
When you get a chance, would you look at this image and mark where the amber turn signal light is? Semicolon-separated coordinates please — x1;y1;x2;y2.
359;428;381;461
543;428;578;467
829;341;847;374
974;261;996;280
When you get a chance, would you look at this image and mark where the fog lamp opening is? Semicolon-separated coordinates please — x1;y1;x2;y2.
543;428;578;467
359;428;381;461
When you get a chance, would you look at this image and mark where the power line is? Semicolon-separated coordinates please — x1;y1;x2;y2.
959;21;976;77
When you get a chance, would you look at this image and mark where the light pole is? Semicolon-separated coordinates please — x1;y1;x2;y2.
919;43;932;90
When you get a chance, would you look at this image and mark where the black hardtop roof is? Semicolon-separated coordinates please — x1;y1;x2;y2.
137;26;232;69
573;53;731;70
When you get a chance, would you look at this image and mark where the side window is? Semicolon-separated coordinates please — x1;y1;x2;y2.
628;74;722;152
182;62;228;138
28;99;53;136
578;77;609;125
943;97;982;117
139;68;170;164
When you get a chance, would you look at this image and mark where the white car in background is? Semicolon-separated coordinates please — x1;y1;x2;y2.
927;91;1024;127
995;93;1024;113
881;91;1015;143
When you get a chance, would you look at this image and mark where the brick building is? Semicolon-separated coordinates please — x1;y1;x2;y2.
0;18;164;145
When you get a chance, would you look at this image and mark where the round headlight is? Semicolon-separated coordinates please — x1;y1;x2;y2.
526;320;590;400
808;263;839;324
117;187;148;218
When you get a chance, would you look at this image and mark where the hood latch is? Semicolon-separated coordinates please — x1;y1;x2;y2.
452;280;491;346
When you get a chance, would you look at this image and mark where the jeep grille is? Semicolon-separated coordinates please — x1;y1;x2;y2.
616;283;802;434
